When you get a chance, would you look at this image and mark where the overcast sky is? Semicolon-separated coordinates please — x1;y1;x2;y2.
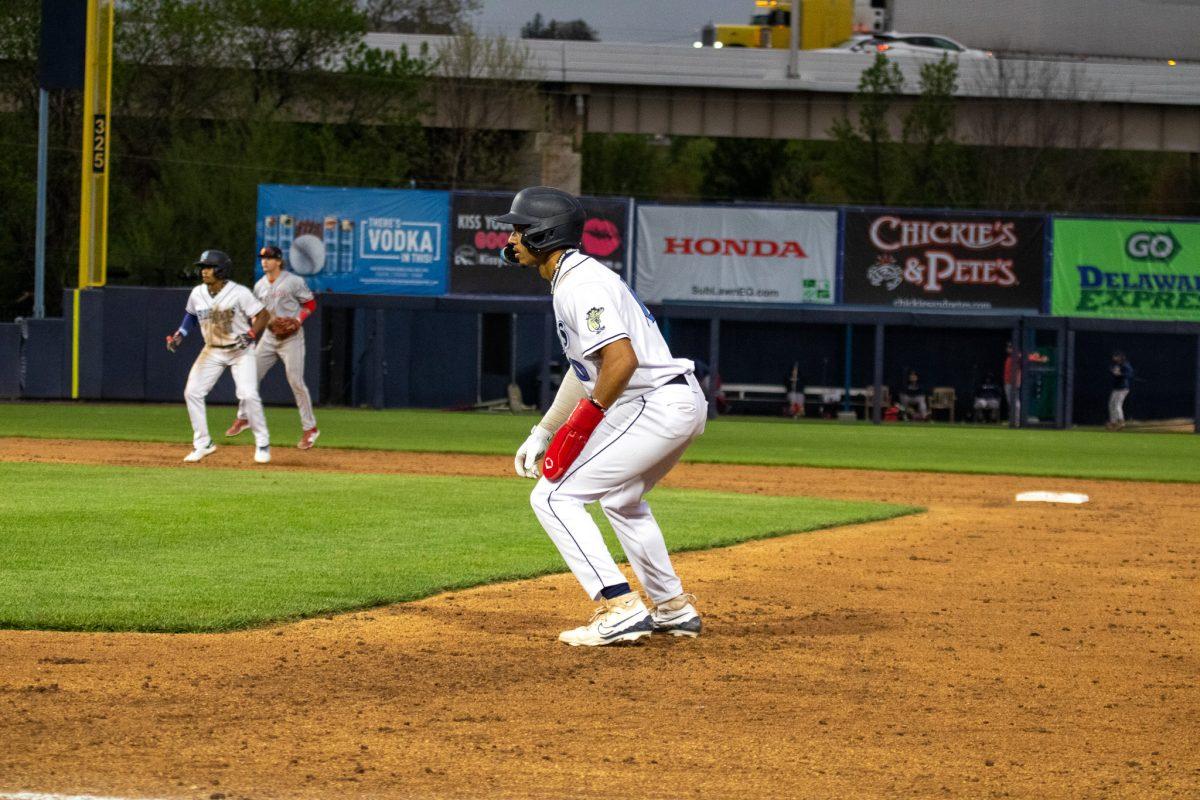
470;0;745;45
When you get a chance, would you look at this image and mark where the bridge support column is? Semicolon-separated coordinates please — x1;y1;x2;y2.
513;132;581;194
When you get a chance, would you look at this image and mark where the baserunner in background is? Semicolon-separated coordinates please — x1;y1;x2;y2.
225;245;320;449
165;250;271;464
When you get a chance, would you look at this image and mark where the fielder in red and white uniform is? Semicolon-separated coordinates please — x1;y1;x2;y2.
498;186;706;647
225;246;319;449
165;250;271;464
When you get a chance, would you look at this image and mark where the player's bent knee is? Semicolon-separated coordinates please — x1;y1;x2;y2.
529;481;553;513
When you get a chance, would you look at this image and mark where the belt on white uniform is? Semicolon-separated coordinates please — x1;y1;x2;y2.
662;373;689;388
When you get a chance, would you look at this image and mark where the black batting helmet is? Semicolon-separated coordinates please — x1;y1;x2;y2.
194;249;232;279
494;186;585;255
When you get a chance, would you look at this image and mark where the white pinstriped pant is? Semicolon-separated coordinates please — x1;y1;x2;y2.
185;346;269;449
529;378;706;604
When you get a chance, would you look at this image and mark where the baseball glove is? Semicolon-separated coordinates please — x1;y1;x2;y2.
268;316;301;339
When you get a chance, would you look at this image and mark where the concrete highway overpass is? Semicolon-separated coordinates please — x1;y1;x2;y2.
372;33;1200;156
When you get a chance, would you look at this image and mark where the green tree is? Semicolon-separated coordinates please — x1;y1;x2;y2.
106;0;432;286
900;56;959;206
701;138;789;200
581;134;666;196
426;32;536;189
0;0;435;316
0;0;80;319
362;0;481;34
828;53;905;204
521;13;599;41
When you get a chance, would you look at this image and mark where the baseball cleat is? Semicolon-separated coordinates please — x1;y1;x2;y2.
559;592;654;646
254;446;271;464
298;427;320;450
183;441;217;462
225;417;250;437
649;593;702;638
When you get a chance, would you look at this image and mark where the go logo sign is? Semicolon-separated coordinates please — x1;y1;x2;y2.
1125;231;1181;262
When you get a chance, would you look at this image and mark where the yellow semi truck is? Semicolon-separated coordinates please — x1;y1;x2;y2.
696;0;853;50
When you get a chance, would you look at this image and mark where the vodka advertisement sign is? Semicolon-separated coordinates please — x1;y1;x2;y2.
256;184;449;295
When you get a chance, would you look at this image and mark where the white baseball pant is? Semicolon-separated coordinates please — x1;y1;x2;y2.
529;378;707;604
186;346;269;449
1108;388;1130;424
237;330;316;431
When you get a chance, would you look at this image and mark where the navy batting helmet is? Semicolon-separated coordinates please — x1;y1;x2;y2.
495;186;585;256
194;249;232;279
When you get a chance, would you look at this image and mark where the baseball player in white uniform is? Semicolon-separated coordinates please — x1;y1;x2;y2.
225;245;320;449
498;186;707;647
165;250;272;464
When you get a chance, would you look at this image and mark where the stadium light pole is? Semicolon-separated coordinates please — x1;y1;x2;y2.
33;88;48;319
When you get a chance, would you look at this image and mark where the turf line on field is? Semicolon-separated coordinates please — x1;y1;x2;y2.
0;793;173;800
2;402;1197;482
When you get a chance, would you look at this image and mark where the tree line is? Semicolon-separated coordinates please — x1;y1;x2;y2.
0;0;527;319
1;4;1196;321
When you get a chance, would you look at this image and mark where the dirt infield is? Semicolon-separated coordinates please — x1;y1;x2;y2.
1;438;1197;799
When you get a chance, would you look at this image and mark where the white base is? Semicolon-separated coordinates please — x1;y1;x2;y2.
1015;491;1089;504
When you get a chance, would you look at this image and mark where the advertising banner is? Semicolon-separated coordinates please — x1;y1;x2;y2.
256;184;449;295
1051;218;1200;321
842;210;1046;310
449;192;630;295
635;205;837;304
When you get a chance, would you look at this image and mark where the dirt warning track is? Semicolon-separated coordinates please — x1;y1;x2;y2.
1;437;1197;799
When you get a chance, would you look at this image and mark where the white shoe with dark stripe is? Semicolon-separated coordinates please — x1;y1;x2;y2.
559;593;654;646
650;594;702;638
183;441;217;462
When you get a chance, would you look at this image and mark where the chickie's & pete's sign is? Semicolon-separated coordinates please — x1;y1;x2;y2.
843;211;1046;310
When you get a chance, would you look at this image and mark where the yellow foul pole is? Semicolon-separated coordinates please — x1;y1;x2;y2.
75;0;114;397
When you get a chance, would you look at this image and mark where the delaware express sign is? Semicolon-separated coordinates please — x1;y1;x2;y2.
1051;219;1200;320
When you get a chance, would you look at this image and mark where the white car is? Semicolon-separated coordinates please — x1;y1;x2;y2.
819;32;993;60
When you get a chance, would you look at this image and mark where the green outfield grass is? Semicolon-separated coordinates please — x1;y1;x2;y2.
0;462;915;632
2;401;1198;482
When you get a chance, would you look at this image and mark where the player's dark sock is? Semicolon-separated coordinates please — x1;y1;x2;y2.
599;582;631;600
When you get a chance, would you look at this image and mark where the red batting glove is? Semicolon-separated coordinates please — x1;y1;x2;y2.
542;398;606;482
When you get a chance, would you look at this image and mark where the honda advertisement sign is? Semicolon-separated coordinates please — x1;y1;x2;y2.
843;211;1046;310
635;205;837;304
450;192;630;295
256;184;449;295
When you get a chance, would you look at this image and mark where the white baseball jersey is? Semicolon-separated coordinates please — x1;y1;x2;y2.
185;282;263;348
552;250;693;403
253;271;313;319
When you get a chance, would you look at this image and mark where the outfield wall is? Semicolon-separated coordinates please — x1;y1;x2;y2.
4;287;1193;429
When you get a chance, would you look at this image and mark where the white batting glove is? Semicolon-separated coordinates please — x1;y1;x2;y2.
514;425;554;478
